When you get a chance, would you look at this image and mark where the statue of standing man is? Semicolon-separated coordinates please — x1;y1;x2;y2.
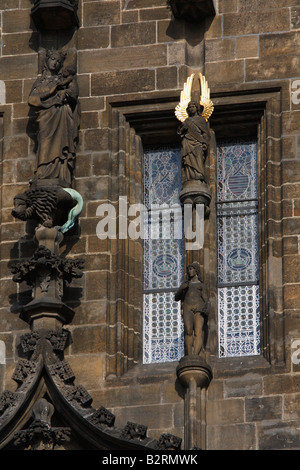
175;263;209;357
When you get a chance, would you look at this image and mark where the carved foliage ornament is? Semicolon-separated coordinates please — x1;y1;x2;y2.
11;246;84;289
175;73;214;123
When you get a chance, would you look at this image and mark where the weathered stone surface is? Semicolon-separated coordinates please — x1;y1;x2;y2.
1;0;300;452
2;9;32;33
0;55;37;80
77;26;110;50
83;1;121;27
111;22;156;48
78;45;168;74
206;60;244;85
236;36;258;58
207;423;256;450
223;9;290;36
245;396;282;422
224;373;263;398
91;70;155;96
258;422;300;450
207;399;244;425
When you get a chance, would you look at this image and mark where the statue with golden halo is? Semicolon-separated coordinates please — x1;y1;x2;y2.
175;73;214;207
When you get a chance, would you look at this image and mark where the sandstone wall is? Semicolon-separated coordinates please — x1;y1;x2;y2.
0;0;299;449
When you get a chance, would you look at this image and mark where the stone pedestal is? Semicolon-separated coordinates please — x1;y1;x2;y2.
176;355;212;450
11;225;84;331
179;180;211;207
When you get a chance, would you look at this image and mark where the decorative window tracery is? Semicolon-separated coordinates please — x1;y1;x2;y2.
217;140;260;358
143;146;184;364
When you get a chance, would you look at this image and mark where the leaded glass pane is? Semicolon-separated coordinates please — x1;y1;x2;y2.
143;292;184;364
217;140;260;358
143;146;184;364
218;285;260;357
217;141;258;202
217;205;259;285
144;148;182;208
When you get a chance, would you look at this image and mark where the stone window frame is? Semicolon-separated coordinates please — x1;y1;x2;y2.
209;86;283;371
105;85;283;377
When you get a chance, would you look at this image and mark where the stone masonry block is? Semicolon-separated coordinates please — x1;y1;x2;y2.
258;421;300;450
206;60;244;85
205;38;236;62
246;56;300;82
85;271;108;301
111;403;173;430
223;9;290;36
111;22;156;48
238;0;300;11
2;9;32;33
207;423;256;450
77;26;110;50
0;0;19;8
0;55;37;80
207;399;245;425
260;31;300;58
78;45;167;74
91;69;155;96
236;36;258;58
245;396;282;422
71;325;107;354
224;373;263;398
2;32;38;56
124;0;164;9
83;1;120;27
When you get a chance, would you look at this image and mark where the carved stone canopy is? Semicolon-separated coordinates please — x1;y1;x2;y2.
168;0;216;23
31;0;79;30
0;329;182;450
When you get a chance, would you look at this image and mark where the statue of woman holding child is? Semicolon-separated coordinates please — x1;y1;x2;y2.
28;49;80;188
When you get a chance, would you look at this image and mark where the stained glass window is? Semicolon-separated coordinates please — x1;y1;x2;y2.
143;146;184;364
217;140;260;358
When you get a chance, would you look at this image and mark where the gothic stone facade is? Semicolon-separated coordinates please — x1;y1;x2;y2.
0;0;300;450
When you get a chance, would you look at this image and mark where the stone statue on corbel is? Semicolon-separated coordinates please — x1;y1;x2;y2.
28;48;80;189
175;262;209;358
175;72;214;209
11;47;83;329
174;73;215;446
175;261;213;450
12;47;82;234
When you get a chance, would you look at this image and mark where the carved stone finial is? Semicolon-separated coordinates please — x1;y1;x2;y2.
13;398;71;450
